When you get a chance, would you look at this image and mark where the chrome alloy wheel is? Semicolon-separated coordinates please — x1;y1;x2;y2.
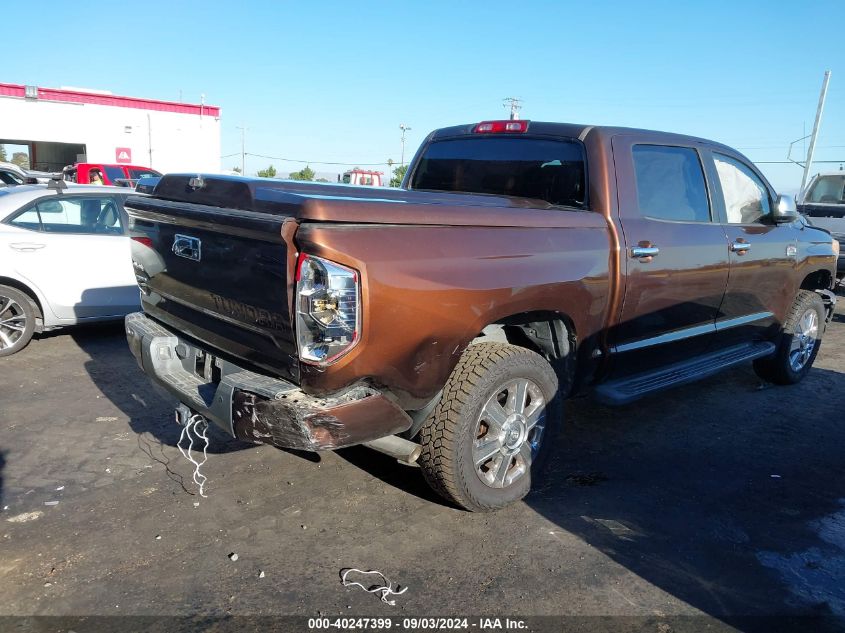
0;294;27;351
789;308;819;372
473;378;546;489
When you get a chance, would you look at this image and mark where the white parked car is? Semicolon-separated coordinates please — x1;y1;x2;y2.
0;182;141;356
0;161;27;186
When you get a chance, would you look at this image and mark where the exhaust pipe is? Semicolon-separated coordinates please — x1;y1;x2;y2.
363;435;422;465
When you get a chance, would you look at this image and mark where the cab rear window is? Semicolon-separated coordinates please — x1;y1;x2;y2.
410;137;587;209
104;166;125;182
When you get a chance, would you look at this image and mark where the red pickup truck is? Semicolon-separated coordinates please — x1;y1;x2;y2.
124;120;838;511
64;163;161;187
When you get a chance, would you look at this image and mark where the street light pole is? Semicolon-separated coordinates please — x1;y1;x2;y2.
236;125;248;175
801;70;832;192
399;124;412;167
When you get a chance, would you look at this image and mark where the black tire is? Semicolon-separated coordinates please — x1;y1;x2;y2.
753;290;826;385
418;342;562;512
0;285;36;357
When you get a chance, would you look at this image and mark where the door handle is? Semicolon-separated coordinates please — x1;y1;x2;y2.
10;243;46;252
730;241;751;254
631;246;660;259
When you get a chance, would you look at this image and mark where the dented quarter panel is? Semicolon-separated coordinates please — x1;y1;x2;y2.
294;216;612;405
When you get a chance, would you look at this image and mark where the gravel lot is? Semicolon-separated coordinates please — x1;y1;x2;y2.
1;299;844;632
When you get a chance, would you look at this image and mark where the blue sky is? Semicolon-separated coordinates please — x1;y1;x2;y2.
5;0;843;191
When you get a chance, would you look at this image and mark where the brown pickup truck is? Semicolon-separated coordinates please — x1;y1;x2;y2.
124;120;838;511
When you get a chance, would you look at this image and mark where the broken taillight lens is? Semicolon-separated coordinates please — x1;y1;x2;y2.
295;254;360;365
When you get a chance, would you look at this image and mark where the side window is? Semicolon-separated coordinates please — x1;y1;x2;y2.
0;171;24;185
632;145;711;222
36;197;124;235
713;153;771;224
9;205;43;231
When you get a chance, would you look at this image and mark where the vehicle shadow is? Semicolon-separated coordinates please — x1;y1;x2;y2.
70;321;254;457
334;445;452;508
524;364;845;631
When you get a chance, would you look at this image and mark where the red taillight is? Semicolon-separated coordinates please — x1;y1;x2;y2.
131;236;153;248
295;252;308;282
474;120;529;134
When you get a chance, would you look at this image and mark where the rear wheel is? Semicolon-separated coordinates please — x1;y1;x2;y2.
753;290;826;385
0;285;36;357
418;342;561;512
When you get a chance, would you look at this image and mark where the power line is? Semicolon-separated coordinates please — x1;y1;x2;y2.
243;152;393;167
754;160;844;165
738;145;845;150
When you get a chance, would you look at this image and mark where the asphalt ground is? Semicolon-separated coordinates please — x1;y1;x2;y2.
1;299;844;633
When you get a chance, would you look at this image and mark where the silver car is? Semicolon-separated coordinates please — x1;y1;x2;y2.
0;182;141;356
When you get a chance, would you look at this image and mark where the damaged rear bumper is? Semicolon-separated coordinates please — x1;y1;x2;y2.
125;312;412;450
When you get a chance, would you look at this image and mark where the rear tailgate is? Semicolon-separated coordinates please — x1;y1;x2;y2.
126;176;300;382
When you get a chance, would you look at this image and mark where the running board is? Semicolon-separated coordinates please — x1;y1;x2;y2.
594;342;776;406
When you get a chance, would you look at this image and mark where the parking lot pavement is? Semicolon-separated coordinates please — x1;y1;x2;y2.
1;301;844;631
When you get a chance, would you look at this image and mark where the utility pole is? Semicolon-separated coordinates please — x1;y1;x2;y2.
399;124;412;166
503;97;522;120
147;113;153;168
801;70;832;191
236;125;248;175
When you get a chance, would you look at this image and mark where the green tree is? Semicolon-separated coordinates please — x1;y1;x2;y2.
389;164;408;187
0;145;7;162
11;152;29;169
257;165;277;178
289;165;315;181
315;178;330;183
232;166;242;174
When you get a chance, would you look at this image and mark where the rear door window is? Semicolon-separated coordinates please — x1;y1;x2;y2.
632;145;711;222
410;137;587;209
9;207;42;231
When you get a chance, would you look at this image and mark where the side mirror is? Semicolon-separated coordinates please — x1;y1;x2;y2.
773;194;799;223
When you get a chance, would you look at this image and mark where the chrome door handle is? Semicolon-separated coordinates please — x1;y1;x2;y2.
10;243;46;252
631;246;659;258
730;241;751;253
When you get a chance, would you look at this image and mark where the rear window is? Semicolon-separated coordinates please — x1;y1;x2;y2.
410;137;587;209
805;175;845;205
0;170;24;185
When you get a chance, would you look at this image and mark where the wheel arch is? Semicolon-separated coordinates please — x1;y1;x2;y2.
0;275;45;324
800;268;834;292
474;310;579;395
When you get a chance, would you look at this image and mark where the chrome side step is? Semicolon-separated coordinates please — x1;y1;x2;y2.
594;342;776;406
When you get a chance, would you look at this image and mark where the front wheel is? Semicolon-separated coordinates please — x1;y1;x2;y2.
418;342;562;512
753;290;826;385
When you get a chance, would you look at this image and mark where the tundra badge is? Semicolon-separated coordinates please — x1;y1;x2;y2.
172;234;201;261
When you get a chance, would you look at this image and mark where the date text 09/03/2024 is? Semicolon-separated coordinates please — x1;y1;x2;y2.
307;617;527;630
